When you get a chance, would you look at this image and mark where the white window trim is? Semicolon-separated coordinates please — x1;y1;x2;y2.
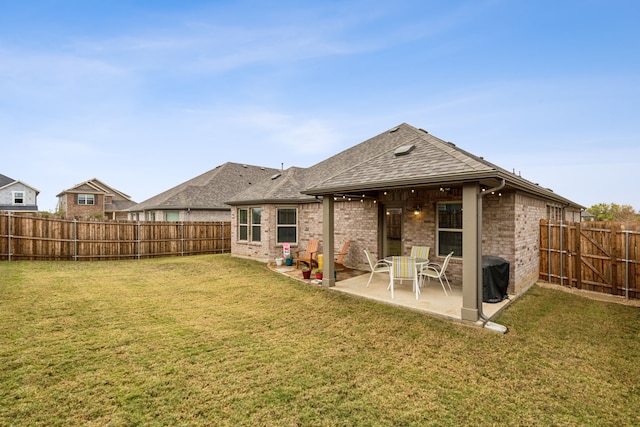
78;194;95;205
12;191;25;205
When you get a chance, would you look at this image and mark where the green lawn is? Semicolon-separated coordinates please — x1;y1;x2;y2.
1;255;639;426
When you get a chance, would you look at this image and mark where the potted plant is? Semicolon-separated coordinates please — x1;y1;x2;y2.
314;269;323;280
285;254;294;266
301;266;311;279
275;257;284;266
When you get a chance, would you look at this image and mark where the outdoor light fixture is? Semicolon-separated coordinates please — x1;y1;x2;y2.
414;205;422;215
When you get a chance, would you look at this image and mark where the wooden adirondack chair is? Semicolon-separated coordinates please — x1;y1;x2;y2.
334;240;351;270
296;238;319;269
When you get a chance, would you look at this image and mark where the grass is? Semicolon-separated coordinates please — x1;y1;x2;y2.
1;254;639;426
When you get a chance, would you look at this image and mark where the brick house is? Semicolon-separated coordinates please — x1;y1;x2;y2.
227;123;583;322
56;178;136;220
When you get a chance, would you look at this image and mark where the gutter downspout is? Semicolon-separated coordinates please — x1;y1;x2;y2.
478;179;508;334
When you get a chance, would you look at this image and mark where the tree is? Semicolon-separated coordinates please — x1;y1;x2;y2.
587;203;638;221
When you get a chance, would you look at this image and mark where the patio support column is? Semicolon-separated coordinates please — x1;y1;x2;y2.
322;195;336;287
461;182;480;322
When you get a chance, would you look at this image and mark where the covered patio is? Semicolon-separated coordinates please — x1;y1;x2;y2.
270;263;512;323
333;271;512;322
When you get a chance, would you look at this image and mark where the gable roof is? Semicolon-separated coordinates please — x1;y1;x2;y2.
228;123;583;208
0;173;40;194
129;162;280;212
57;178;133;199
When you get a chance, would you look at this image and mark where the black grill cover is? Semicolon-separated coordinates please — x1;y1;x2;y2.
482;256;509;303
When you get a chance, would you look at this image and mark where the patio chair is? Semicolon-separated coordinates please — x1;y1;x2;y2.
363;248;390;287
410;246;430;273
389;256;420;300
419;251;453;296
334;240;351;270
410;245;429;260
296;239;319;269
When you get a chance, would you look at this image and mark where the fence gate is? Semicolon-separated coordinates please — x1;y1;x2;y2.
540;220;640;299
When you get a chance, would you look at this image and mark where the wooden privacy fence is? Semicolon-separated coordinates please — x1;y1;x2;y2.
540;219;640;299
0;212;230;261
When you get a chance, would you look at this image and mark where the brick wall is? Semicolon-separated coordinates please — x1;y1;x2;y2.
513;193;547;293
231;190;577;296
63;193;105;219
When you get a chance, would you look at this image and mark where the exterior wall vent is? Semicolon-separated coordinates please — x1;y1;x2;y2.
394;144;415;156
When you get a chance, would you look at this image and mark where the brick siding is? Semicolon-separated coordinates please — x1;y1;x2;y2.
231;189;580;296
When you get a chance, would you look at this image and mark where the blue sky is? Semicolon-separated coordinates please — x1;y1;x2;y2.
1;0;638;212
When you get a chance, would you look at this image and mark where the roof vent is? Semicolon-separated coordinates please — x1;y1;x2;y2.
394;144;415;157
270;173;281;180
389;126;399;133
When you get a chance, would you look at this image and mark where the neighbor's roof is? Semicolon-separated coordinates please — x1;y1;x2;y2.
0;173;14;187
130;162;280;212
57;178;133;200
0;173;40;194
229;123;583;208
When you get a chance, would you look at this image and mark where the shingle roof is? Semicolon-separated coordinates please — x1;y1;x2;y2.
305;123;492;192
228;122;582;208
130;162;280;211
226;167;315;204
57;178;133;200
0;173;15;187
0;174;40;194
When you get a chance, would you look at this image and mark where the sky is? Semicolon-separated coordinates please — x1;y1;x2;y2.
1;0;638;213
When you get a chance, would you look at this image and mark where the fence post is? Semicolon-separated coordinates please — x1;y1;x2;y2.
181;222;185;256
547;220;552;283
73;218;78;261
575;221;582;289
7;211;11;262
221;221;225;253
625;230;630;300
560;219;564;286
137;222;141;259
611;223;618;295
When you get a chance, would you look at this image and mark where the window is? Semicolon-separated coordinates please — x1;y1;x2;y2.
239;209;249;240
437;202;462;257
251;208;261;242
277;208;297;243
238;207;261;242
13;192;24;204
78;194;95;205
165;212;180;222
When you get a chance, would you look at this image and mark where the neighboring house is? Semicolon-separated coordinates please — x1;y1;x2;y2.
226;123;584;322
0;173;39;213
56;178;136;220
128;162;280;222
581;211;596;222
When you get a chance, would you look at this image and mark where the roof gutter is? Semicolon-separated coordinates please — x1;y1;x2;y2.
478;179;508;334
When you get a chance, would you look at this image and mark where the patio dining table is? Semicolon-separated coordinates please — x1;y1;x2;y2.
384;256;431;298
384;256;430;271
